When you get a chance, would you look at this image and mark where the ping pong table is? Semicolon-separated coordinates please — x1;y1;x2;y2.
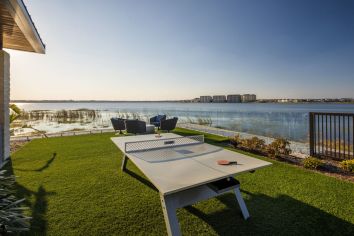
111;133;271;236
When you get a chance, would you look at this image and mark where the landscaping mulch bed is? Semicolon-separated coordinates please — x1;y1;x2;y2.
229;144;354;183
277;156;354;183
317;159;354;182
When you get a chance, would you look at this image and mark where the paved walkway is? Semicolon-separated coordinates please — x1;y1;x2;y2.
10;128;115;142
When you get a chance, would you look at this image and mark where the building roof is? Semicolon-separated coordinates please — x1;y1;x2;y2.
0;0;45;53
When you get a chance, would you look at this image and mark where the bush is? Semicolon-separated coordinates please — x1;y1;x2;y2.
0;170;30;234
303;157;323;169
340;159;354;172
266;138;291;158
240;137;266;152
230;135;266;153
229;134;242;148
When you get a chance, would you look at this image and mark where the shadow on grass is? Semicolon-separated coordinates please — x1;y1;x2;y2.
5;160;56;235
185;190;354;235
123;165;354;234
14;152;57;172
124;168;158;192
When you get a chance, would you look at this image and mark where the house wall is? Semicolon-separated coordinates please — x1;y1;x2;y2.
0;50;10;167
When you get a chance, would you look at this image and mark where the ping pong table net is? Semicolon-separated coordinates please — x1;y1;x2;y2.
124;135;205;153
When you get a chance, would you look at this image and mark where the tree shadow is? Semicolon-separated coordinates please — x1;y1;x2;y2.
4;160;56;235
14;152;57;172
184;190;354;235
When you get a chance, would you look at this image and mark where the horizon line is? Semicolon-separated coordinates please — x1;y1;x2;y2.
11;98;354;103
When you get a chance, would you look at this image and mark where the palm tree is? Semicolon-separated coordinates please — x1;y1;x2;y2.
10;104;48;138
9;104;21;124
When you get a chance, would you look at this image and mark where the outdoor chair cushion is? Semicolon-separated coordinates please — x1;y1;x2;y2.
160;117;178;132
111;118;126;132
125;119;146;134
156;115;165;122
150;115;166;127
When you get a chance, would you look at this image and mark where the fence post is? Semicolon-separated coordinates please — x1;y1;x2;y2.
309;112;314;156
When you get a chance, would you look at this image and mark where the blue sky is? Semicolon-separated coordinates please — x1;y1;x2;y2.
9;0;354;100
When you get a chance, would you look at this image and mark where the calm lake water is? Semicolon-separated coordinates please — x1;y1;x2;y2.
14;102;354;143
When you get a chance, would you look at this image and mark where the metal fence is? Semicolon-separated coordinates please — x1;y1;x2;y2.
309;112;354;160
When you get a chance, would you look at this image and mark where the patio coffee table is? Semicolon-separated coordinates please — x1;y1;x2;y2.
111;133;271;236
145;124;155;134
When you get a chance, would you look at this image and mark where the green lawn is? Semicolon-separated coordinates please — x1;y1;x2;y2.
7;128;354;235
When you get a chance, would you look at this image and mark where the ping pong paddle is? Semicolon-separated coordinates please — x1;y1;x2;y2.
217;160;237;165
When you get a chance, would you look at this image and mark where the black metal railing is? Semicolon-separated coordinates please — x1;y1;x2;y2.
309;112;354;160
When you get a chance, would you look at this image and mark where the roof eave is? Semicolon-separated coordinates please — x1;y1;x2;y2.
4;0;46;54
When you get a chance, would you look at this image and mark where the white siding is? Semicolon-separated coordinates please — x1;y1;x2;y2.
0;51;10;167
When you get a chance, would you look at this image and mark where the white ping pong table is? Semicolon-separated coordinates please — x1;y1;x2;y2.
111;133;271;236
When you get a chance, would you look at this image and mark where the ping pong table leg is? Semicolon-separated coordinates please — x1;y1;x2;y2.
234;187;250;220
121;154;128;171
160;194;181;236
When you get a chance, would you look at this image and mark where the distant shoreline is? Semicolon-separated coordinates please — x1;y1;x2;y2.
11;100;354;104
11;100;182;103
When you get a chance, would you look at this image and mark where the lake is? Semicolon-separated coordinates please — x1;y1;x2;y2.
14;102;354;143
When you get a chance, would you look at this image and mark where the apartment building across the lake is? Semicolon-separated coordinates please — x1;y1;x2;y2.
212;95;227;103
199;94;256;103
241;94;257;102
200;96;213;103
227;94;242;103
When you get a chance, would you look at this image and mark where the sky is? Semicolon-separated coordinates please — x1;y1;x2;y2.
8;0;354;100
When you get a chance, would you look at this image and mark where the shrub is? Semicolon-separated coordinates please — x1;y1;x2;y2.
266;138;291;158
303;157;323;169
229;134;242;148
0;170;30;234
241;137;266;152
340;159;354;172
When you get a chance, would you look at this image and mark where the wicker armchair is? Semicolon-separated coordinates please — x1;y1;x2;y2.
149;115;166;128
160;117;178;132
125;120;147;134
111;118;126;134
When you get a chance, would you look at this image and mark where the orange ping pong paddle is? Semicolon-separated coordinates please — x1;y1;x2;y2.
217;160;238;165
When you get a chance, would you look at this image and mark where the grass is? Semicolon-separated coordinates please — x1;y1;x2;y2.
6;128;354;235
